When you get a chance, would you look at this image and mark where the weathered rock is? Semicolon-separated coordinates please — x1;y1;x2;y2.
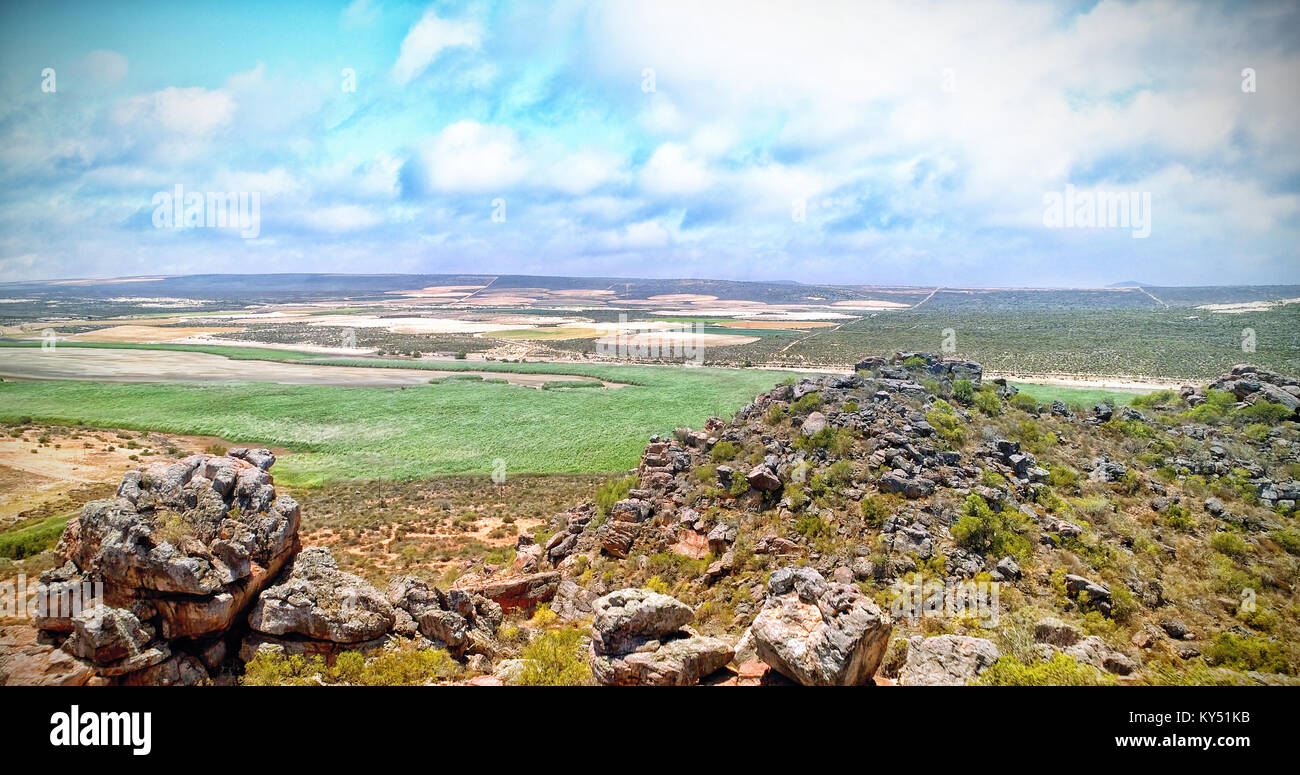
1033;617;1082;647
750;567;891;686
455;571;559;614
746;464;782;491
898;635;1000;686
249;547;395;643
387;576;501;657
588;588;731;686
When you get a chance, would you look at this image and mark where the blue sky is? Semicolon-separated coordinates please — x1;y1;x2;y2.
0;0;1297;286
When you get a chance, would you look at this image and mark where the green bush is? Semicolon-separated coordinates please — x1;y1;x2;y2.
973;652;1115;686
861;494;893;526
926;399;965;446
790;392;822;414
710;440;740;462
1204;633;1290;674
242;644;459;686
952;379;975;404
513;628;593;686
1270;528;1300;556
972;388;1001;416
950;494;1031;561
1209;531;1250;558
1239;400;1293;424
595;475;637;516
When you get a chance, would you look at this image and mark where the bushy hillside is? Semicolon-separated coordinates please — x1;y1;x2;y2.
539;353;1300;685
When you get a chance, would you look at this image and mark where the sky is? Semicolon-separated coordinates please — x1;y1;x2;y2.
0;0;1297;287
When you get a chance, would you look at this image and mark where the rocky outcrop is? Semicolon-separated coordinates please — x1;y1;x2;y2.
898;634;1000;685
454;570;559;614
588;589;732;686
248;547;394;643
750;567;891;686
387;576;501;657
9;450;299;685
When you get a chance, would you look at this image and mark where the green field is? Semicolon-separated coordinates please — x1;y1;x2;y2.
1007;382;1141;408
0;360;789;486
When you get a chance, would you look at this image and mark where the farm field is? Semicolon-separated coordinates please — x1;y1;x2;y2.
0;360;791;486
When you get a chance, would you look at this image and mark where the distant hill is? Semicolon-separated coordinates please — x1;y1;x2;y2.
1108;280;1151;288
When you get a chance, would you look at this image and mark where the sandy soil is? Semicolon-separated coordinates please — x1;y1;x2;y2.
0;427;219;528
594;331;761;348
68;325;244;343
0;348;624;388
983;372;1181;391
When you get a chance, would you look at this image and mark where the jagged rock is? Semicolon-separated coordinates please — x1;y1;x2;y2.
746;464;782;491
387;576;500;656
63;605;155;665
249;547;394;643
707;522;737;553
598;520;640;558
1062;635;1137;675
1089;456;1128;483
878;471;935;499
588;589;731;685
898;635;1000;686
0;626;95;686
551;580;596;621
750;567;891;686
801;412;828;436
590;589;692;655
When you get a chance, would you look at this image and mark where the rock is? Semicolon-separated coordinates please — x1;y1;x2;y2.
706;522;737;553
589;589;692;655
550;580;596;621
1089;456;1127;483
588;589;732;686
0;625;95;686
1062;635;1137;675
878;471;936;499
64;605;155;665
455;571;559;614
801;412;828;436
898;635;1000;686
750;567;891;686
745;464;782;491
992;556;1021;581
1203;498;1226;517
1063;574;1112;613
1160;620;1190;640
387;576;500;656
249;547;395;643
1033;617;1081;647
590;634;734;687
598;520;640;558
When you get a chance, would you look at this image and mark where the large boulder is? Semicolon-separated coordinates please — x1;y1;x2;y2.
898;635;1000;686
14;451;302;685
248;547;394;643
750;567;892;686
588;589;732;686
454;571;559;614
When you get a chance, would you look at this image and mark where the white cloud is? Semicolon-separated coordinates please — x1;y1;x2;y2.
391;9;482;86
300;204;384;232
640;143;712;194
341;0;380;29
419;120;527;192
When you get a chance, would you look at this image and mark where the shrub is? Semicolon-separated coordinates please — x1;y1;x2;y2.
790;392;822;414
1008;393;1039;413
764;404;786;425
242;644;459;686
1047;464;1078;490
972;388;1001;416
710;440;740;462
973;652;1115;686
1203;633;1290;674
1270;528;1300;556
950;494;1031;561
1209;531;1250;558
1239;400;1292;424
926;400;965;446
595;475;637;516
860;494;892;526
513;628;593;686
952;379;975;404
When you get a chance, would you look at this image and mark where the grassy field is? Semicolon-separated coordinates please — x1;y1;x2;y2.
0;363;790;486
1007;382;1141;407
